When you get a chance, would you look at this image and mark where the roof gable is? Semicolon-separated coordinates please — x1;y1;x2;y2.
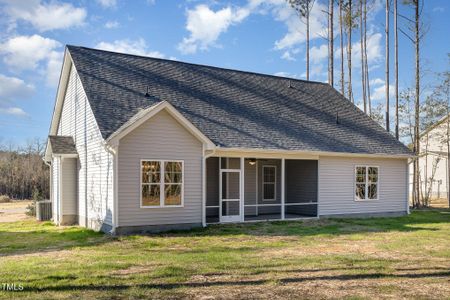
66;45;412;156
107;101;215;148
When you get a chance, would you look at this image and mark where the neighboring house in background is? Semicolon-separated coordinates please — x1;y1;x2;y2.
410;115;450;202
44;46;412;234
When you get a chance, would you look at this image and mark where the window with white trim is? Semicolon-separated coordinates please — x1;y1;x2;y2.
355;166;378;200
262;165;276;201
141;160;183;207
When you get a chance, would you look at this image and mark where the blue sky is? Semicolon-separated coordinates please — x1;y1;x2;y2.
0;0;448;146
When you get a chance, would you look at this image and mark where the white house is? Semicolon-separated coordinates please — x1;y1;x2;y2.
44;46;412;234
411;116;450;201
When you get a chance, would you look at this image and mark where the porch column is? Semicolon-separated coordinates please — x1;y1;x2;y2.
240;157;245;222
281;158;285;220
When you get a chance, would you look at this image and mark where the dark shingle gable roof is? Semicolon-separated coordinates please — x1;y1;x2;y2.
67;45;411;156
49;136;77;155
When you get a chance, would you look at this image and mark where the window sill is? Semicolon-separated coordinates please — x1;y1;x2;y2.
140;205;184;208
354;198;378;202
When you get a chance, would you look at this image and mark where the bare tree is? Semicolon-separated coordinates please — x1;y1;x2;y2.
343;0;356;102
288;0;316;81
400;0;425;207
329;0;334;87
360;0;367;113
364;0;371;115
394;0;399;139
347;0;353;102
339;0;345;95
385;0;390;132
0;138;49;200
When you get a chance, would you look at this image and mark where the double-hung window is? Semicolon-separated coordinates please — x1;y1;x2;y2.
262;165;276;201
141;160;183;207
355;166;378;201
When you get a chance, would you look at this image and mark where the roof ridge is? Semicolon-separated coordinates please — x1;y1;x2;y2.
66;45;329;86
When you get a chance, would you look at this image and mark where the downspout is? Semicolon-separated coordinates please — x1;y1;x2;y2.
203;146;216;227
44;159;52;221
103;141;119;235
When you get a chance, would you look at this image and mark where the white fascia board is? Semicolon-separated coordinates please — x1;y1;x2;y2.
48;49;73;137
44;48;73;161
214;147;413;159
106;101;215;150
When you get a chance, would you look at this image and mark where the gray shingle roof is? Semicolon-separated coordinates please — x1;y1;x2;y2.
48;135;77;155
67;45;411;156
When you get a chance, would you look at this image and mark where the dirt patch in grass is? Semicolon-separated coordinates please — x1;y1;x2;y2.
0;200;32;223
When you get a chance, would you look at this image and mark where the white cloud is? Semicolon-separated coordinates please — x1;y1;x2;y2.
104;20;120;29
45;51;64;87
0;74;34;116
0;34;61;71
334;32;383;70
310;44;328;64
301;63;326;80
95;39;166;58
372;83;395;101
273;1;328;50
96;0;117;8
274;71;299;78
0;74;35;102
177;4;251;54
281;51;296;61
2;0;86;32
432;6;444;12
0;107;28;117
370;78;385;86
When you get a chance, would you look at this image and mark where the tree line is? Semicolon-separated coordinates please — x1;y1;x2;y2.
288;0;450;208
0;139;49;200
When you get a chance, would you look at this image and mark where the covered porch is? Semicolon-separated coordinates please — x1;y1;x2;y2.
205;156;318;224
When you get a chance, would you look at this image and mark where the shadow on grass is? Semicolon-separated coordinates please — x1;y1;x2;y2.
0;222;112;257
151;209;450;238
0;210;448;257
30;269;450;292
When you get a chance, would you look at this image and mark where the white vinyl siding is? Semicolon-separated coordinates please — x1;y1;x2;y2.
61;158;77;215
319;156;408;215
57;65;114;229
118;109;203;227
52;157;60;224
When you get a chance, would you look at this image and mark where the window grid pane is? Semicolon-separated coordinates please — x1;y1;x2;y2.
368;167;378;183
142;161;161;183
264;183;275;200
142;184;160;206
368;183;377;199
164;184;182;206
356;167;366;183
355;184;366;200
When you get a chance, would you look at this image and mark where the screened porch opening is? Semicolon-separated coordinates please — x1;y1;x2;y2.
205;157;318;224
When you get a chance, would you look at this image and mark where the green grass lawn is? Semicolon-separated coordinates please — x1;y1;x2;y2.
0;210;449;299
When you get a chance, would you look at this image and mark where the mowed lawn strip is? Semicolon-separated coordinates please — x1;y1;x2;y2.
0;210;449;299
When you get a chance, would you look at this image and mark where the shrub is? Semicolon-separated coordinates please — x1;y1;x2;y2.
0;195;11;203
26;189;43;217
26;202;36;216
